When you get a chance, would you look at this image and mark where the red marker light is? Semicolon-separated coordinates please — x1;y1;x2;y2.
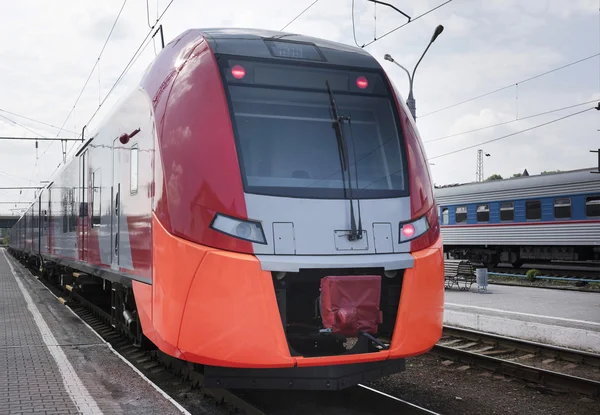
356;76;368;89
402;223;415;238
231;64;246;79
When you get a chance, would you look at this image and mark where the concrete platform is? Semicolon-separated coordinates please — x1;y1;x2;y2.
0;249;189;415
444;283;600;353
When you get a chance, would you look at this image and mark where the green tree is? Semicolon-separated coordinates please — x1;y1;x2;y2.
541;170;561;175
485;174;503;181
512;173;523;177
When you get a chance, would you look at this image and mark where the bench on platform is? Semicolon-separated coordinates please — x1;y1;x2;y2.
444;259;475;291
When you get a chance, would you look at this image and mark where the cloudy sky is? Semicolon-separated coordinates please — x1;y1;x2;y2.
0;0;599;215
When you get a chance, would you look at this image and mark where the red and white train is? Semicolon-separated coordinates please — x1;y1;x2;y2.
9;28;443;390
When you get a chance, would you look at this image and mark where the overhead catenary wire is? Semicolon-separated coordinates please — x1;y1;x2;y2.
29;0;131;187
423;99;600;143
419;53;600;118
0;108;78;136
280;0;320;31
47;0;176;180
361;106;596;189
429;106;595;160
360;0;453;48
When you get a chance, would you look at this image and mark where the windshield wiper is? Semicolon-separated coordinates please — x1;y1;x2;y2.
325;80;362;241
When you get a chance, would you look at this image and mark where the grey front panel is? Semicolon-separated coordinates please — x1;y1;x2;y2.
245;193;413;257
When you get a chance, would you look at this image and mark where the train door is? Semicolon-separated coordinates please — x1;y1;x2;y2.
79;150;89;262
111;139;121;270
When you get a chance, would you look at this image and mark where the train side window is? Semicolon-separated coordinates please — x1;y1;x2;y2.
476;204;489;222
586;195;600;217
500;202;514;221
554;198;571;219
455;206;467;223
92;170;101;227
441;208;449;225
130;145;138;194
62;192;68;233
526;200;542;220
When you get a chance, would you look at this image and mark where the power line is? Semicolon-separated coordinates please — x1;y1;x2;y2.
361;0;453;48
46;0;176;180
423;99;600;144
280;0;320;31
0;113;45;138
429;106;595;160
419;53;600;118
38;0;130;166
0;108;78;135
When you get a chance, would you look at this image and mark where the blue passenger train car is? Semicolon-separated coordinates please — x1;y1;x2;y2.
434;167;600;268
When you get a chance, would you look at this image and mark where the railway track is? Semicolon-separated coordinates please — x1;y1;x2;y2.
15;254;438;415
432;326;600;398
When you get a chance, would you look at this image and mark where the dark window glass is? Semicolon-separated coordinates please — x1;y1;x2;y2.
62;191;68;233
92;171;101;227
500;202;514;221
586;195;600;217
554;198;571;219
476;204;490;222
456;206;467;223
219;57;408;199
526;200;542;220
441;208;449;225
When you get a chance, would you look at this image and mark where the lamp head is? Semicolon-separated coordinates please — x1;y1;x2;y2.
384;54;394;62
431;25;444;43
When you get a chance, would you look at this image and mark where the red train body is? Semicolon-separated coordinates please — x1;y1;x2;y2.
9;28;444;390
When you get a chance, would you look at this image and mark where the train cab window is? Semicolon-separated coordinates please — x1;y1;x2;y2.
476;204;490;222
500;202;514;221
554;198;571;219
130;145;138;194
586;195;600;217
218;57;408;199
526;200;542;220
455;206;467;223
441;208;449;225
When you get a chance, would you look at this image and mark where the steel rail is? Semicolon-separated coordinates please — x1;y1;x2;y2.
432;326;600;397
443;326;600;367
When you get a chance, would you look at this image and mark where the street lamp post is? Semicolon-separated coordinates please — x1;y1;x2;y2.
384;24;444;120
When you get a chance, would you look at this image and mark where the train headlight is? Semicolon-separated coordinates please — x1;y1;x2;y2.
210;213;267;244
399;216;430;243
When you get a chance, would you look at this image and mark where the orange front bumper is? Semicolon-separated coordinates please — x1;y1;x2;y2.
133;215;444;368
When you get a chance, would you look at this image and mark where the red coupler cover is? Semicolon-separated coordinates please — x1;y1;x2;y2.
320;275;383;336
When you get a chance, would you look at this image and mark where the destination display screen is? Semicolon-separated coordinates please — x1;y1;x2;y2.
264;40;325;61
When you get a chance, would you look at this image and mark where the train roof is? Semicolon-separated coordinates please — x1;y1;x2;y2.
435;167;600;204
196;28;381;69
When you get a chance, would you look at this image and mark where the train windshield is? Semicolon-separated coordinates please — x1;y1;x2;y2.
218;56;409;199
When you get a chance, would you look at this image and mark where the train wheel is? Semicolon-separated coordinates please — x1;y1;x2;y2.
511;260;524;269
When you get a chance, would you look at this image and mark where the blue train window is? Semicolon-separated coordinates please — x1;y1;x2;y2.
456;206;467;223
476;204;489;222
554;198;571;219
526;200;542;220
500;202;514;221
586;196;600;217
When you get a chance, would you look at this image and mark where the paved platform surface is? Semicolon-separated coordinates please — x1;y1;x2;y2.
0;249;187;415
444;283;600;353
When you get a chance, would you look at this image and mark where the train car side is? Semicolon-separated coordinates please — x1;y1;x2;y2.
436;168;600;266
